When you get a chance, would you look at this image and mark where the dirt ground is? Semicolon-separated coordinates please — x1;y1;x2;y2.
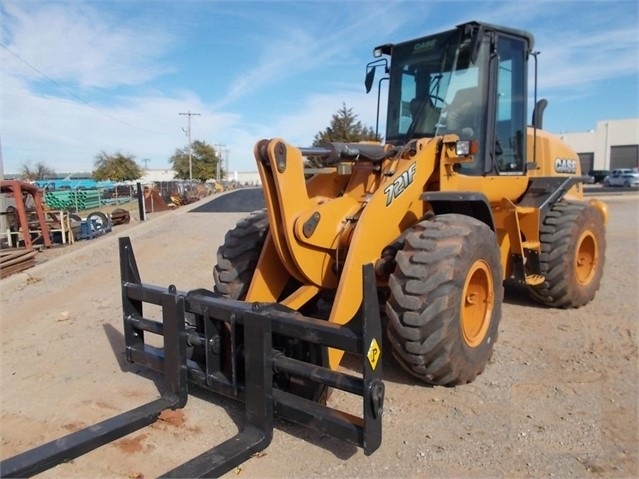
1;193;637;478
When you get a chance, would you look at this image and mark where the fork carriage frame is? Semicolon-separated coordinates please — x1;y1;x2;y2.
0;237;384;478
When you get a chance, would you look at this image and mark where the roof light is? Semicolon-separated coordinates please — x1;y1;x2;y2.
372;43;393;58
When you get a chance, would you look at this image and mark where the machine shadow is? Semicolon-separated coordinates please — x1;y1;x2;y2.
102;323;360;461
339;349;428;388
102;323;170;394
503;280;549;308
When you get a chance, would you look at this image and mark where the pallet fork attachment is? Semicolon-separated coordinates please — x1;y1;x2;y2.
0;237;384;478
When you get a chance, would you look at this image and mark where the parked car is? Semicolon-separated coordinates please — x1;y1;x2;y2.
603;169;639;187
588;169;610;183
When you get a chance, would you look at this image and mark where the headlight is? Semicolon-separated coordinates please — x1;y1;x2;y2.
455;140;478;156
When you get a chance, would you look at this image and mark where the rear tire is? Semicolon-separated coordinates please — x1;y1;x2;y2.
528;201;605;308
386;214;503;386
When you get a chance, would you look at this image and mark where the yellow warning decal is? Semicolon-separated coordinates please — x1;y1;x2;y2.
367;338;381;370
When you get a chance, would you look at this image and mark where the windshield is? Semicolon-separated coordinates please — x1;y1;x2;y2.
385;27;486;145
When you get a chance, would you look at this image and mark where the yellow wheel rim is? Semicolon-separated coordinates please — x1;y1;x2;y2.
574;230;598;285
461;260;494;348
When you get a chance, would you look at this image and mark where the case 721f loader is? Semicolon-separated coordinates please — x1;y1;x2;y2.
1;20;607;478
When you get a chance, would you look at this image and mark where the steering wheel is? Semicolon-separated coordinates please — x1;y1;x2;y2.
428;94;448;110
407;95;448;138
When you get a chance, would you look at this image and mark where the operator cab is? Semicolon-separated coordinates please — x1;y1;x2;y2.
367;21;534;176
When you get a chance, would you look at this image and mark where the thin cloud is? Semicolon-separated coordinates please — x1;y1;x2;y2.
535;27;638;90
3;69;236;172
2;1;174;88
214;1;410;108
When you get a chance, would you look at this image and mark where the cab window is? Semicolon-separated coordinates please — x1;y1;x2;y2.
496;36;527;174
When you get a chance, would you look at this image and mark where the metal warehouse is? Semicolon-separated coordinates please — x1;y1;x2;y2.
558;118;639;173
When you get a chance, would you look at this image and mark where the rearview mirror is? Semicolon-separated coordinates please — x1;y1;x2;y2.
365;67;376;93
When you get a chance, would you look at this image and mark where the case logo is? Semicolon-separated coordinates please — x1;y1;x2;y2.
555;158;578;174
413;40;436;52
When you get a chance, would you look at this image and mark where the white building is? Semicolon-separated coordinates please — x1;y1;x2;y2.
557;118;639;173
137;168;262;186
139;169;178;183
233;171;262;186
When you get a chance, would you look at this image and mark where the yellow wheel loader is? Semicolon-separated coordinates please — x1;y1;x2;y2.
1;20;607;478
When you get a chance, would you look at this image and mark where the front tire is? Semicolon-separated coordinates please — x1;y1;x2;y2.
528;201;605;308
386;214;503;386
214;209;269;298
213;209;329;402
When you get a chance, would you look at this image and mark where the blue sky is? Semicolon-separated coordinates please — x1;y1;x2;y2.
1;0;638;174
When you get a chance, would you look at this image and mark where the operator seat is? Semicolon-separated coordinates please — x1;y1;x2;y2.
446;87;480;139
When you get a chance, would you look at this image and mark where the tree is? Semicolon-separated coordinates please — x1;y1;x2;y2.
20;161;56;181
170;140;222;182
312;103;380;146
92;151;142;181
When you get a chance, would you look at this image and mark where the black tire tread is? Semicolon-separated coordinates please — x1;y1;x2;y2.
213;209;269;299
386;214;503;386
528;201;605;308
212;209;329;403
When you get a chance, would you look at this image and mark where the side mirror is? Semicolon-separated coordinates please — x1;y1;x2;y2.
365;58;388;94
365;67;376;93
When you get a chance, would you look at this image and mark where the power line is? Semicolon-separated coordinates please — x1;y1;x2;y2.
0;43;170;135
179;111;201;181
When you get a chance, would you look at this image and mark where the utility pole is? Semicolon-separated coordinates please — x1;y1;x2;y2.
179;111;201;181
225;148;231;182
215;143;226;181
0;135;6;234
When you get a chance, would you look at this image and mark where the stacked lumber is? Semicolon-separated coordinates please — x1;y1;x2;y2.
0;249;37;278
